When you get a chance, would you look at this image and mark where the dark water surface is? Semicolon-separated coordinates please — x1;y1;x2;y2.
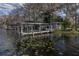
50;34;79;56
0;28;79;56
0;28;16;56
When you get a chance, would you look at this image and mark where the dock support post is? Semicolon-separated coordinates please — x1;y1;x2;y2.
21;24;23;35
50;24;52;32
39;24;42;35
31;25;34;37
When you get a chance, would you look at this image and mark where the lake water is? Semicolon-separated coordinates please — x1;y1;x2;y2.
0;28;79;55
50;33;79;56
0;28;17;56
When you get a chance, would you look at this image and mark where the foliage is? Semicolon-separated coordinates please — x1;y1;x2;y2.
16;37;59;56
41;10;63;23
61;18;71;30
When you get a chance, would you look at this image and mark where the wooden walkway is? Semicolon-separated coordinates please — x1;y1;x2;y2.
21;30;53;36
6;22;62;37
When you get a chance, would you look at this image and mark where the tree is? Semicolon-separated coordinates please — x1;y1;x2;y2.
62;18;71;30
22;3;64;22
41;10;63;23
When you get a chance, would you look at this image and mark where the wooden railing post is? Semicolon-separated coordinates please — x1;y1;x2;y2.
31;25;34;37
50;24;53;32
39;25;41;32
20;24;23;34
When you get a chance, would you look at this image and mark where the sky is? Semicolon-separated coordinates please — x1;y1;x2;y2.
0;3;79;18
56;10;66;18
0;3;23;15
0;3;66;17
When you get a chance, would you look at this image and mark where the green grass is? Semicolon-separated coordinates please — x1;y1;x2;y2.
52;29;79;37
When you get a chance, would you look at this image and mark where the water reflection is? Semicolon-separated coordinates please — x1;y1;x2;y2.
0;28;16;55
52;33;79;56
14;32;79;56
0;28;79;56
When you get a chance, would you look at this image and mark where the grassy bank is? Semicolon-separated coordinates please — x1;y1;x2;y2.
52;30;79;37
